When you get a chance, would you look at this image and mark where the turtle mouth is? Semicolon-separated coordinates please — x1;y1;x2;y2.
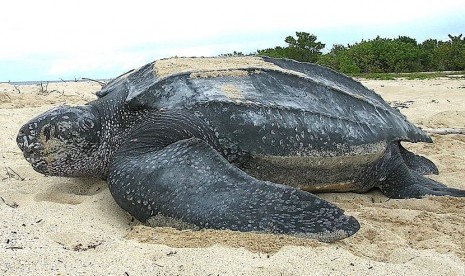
17;134;42;158
21;150;52;175
17;131;51;174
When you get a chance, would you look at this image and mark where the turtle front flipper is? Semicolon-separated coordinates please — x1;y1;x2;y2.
108;137;359;242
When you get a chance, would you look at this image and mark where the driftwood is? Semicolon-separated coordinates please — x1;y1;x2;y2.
423;128;465;135
13;85;21;93
81;78;107;88
5;167;25;181
37;82;63;95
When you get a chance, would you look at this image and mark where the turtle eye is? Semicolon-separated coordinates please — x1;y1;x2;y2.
79;118;95;130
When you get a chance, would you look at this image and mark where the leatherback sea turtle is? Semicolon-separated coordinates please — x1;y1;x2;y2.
17;57;465;242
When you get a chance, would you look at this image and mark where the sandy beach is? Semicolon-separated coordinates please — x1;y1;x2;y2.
1;76;464;275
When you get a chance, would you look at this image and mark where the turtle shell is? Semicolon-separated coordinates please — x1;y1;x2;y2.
98;56;431;157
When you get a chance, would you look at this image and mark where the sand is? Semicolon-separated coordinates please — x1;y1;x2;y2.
154;57;281;78
1;77;464;275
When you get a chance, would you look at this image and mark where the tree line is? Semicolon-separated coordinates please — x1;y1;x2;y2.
223;32;465;74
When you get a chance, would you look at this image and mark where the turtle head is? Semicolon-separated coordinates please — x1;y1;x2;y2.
17;105;102;177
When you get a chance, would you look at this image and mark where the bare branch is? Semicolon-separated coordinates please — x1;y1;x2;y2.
82;78;108;88
37;82;63;95
13;85;21;93
38;82;49;95
6;167;25;181
1;93;11;101
388;100;414;109
1;196;19;208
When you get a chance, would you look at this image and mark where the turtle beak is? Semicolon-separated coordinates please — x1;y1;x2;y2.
17;123;37;155
17;106;63;160
17;122;47;173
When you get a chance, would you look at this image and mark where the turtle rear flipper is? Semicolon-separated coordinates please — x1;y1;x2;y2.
399;143;439;175
108;138;359;242
372;144;464;198
379;163;465;198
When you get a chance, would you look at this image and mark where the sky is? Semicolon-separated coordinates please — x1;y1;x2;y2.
1;0;465;82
